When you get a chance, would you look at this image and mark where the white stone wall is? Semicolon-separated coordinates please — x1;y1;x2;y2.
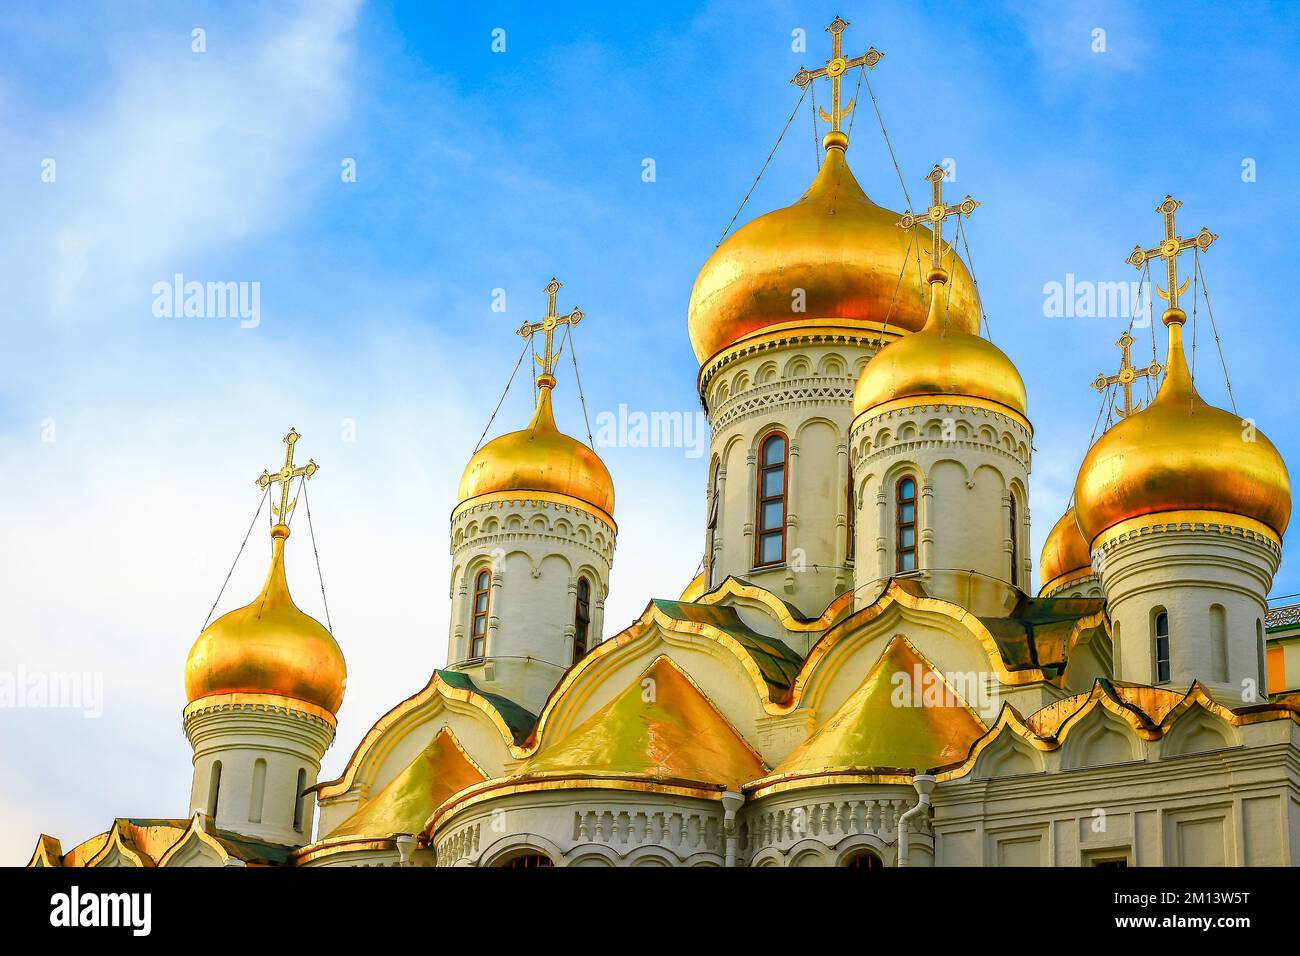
448;496;614;713
743;784;932;867
700;333;880;616
850;400;1032;615
936;708;1298;865
433;788;731;867
1095;518;1279;701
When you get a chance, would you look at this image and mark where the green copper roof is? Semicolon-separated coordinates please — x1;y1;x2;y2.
433;669;537;744
652;598;804;693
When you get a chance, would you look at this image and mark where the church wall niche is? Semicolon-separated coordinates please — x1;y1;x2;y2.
971;732;1044;780
1158;706;1238;759
1058;707;1141;770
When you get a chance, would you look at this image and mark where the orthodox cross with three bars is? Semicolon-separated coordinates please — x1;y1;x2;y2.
791;16;883;133
897;165;980;272
1125;194;1217;312
1091;331;1162;419
256;428;319;522
517;278;583;379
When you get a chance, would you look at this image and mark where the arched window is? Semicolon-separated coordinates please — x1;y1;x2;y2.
206;761;222;818
573;577;592;664
1154;611;1171;683
896;476;918;573
470;568;491;659
845;850;883;868
249;758;267;824
755;433;787;567
293;768;308;833
1008;491;1019;587
504;853;554;868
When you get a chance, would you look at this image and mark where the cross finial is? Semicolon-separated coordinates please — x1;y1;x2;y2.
1125;195;1217;315
1091;331;1163;419
256;428;319;523
516;278;584;384
791;16;884;149
897;164;979;274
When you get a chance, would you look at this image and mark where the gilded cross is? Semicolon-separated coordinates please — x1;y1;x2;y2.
1091;331;1162;419
256;428;319;522
1125;195;1217;312
516;278;583;379
791;16;884;134
897;164;979;272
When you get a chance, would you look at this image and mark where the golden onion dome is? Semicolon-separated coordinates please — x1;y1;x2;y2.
1039;507;1093;594
457;376;615;518
185;524;346;714
1074;309;1291;543
687;135;981;365
852;268;1027;420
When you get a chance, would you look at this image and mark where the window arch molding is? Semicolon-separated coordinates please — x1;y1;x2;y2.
894;472;919;573
469;565;493;660
754;430;788;568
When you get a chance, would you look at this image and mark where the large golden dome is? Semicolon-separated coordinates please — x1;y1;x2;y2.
1074;310;1291;543
457;377;615;518
1039;507;1092;594
185;524;346;714
852;268;1027;420
687;139;981;365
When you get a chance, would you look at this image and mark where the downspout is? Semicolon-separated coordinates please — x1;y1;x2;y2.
721;791;744;867
395;833;416;867
896;774;936;868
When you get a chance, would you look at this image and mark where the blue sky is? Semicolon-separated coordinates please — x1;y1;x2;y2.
2;0;1299;863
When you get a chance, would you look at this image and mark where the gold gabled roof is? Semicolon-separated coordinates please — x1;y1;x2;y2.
329;728;485;839
516;656;766;791
759;636;987;787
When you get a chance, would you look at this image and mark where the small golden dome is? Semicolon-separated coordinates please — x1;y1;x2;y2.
185;524;346;714
852;269;1027;420
687;142;981;365
1074;310;1291;543
1039;508;1093;593
458;380;615;518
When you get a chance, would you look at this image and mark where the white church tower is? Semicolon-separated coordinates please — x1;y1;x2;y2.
447;280;617;714
1073;198;1290;702
687;43;985;618
850;168;1031;616
182;430;346;846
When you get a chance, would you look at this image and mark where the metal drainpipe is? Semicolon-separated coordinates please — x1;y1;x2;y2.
896;774;937;868
721;791;744;867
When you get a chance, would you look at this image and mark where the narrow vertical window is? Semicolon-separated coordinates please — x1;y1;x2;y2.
896;476;918;573
1008;491;1019;587
846;472;855;564
249;758;267;824
206;761;222;818
707;459;721;586
470;568;491;659
293;768;307;833
1154;611;1171;683
755;433;787;567
573;576;592;664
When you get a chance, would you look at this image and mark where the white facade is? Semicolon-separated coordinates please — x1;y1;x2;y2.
447;495;614;714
